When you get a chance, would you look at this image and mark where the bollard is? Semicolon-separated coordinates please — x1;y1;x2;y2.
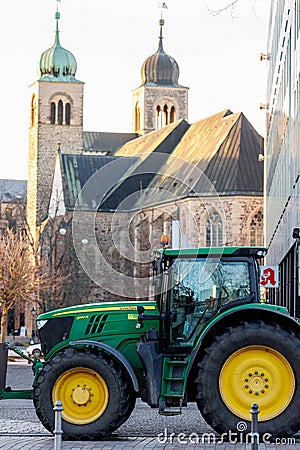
53;400;63;450
0;343;8;389
250;403;260;450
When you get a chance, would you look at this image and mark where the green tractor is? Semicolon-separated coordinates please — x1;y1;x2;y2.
2;245;300;440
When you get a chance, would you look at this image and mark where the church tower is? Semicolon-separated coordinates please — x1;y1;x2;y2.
132;17;189;135
27;9;84;233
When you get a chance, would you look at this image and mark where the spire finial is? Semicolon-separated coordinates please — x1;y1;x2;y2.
55;0;61;45
158;3;167;51
158;2;168;20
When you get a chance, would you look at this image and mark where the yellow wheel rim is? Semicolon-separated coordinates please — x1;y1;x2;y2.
52;367;109;425
219;345;295;421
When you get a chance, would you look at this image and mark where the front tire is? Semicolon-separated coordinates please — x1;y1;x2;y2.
33;347;136;440
195;321;300;438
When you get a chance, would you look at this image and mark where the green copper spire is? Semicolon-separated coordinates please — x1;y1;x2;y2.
55;11;61;46
39;10;79;82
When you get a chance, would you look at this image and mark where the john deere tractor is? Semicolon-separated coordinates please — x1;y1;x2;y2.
2;245;300;440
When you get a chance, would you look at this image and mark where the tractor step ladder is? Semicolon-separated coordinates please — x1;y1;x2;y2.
159;356;189;416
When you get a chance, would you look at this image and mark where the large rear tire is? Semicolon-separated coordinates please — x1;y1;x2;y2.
195;321;300;438
33;347;136;440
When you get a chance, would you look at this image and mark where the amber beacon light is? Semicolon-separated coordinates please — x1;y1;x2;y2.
160;234;169;247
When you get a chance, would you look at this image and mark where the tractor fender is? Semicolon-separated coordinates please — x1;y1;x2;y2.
186;305;300;398
69;339;139;393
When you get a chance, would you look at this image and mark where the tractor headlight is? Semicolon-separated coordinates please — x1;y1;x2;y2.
256;249;267;258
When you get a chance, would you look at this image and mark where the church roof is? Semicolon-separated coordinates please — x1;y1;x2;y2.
58;153;137;210
113;110;263;209
112;118;189;157
167;109;263;196
83;131;138;153
55;110;263;213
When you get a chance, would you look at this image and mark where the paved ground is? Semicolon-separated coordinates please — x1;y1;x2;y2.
1;362;300;449
0;436;299;449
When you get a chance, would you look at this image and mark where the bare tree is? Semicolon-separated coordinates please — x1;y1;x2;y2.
38;213;72;313
206;0;258;17
0;228;46;342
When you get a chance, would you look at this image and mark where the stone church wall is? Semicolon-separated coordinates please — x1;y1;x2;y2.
58;194;263;305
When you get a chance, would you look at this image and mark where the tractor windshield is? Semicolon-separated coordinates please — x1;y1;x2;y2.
169;257;251;345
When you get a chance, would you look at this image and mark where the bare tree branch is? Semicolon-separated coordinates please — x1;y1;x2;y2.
206;0;260;18
0;228;45;341
207;0;240;17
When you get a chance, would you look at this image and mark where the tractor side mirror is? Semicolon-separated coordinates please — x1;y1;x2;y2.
136;305;145;329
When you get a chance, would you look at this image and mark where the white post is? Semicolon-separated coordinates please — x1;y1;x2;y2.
53;400;63;450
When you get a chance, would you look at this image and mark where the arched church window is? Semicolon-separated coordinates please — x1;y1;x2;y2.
249;209;263;246
206;211;223;247
156;105;163;129
58;100;63;125
50;102;56;124
135;102;140;132
65;103;71;125
163;104;168;126
206;221;211;247
31;95;36;127
170;106;176;123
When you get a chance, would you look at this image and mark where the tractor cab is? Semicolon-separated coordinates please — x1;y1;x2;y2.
141;241;267;351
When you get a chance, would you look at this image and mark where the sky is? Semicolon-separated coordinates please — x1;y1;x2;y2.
1;0;271;181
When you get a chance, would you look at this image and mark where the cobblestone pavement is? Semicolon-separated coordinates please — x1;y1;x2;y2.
0;436;300;449
1;362;300;449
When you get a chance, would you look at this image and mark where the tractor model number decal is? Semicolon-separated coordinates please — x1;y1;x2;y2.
128;314;138;320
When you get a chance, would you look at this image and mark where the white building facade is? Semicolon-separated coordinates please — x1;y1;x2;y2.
265;0;300;316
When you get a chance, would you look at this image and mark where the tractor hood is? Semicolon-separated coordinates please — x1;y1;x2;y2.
36;301;158;359
37;301;157;321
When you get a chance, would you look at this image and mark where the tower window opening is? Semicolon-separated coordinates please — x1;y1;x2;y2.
156;103;176;129
58;100;63;125
163;104;168;126
170;106;176;123
50;102;56;124
31;95;36;127
135;102;140;132
156;105;163;129
65;103;71;125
